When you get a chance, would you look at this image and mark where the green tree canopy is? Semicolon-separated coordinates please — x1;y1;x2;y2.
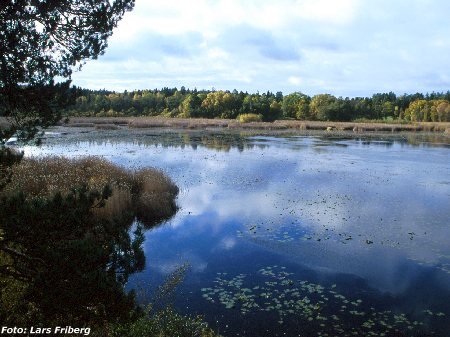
282;92;311;120
310;94;337;121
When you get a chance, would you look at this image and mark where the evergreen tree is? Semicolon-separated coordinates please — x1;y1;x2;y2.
0;0;135;143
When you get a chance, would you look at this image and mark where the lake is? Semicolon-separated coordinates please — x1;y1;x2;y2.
24;129;450;336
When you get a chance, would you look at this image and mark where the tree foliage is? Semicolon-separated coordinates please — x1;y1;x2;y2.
0;0;135;143
405;99;450;122
0;186;144;327
63;87;450;123
282;92;310;120
0;0;144;330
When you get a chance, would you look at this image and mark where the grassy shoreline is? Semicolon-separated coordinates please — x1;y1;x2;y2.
2;116;449;134
64;117;450;133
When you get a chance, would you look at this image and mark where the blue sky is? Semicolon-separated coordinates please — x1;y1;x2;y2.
71;0;450;97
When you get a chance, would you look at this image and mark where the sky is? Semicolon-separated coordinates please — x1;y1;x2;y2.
71;0;450;97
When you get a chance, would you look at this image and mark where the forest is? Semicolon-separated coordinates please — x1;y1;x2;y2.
64;86;450;123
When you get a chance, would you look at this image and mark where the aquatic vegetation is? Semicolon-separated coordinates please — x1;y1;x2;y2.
13;130;450;336
132;168;179;226
1;156;179;226
201;266;446;336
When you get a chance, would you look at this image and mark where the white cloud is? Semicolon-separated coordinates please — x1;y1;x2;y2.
71;0;450;96
288;76;302;86
293;0;360;24
207;47;230;60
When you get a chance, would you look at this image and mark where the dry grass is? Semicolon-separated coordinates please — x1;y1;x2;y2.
2;157;131;197
133;168;179;224
270;120;450;132
128;117;230;129
2;157;179;226
61;116;450;133
64;117;130;125
2;115;450;133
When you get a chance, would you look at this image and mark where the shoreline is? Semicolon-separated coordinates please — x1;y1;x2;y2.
2;117;449;145
63;116;450;133
1;116;449;133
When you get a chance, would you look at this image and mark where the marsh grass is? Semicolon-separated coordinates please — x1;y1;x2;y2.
2;157;179;226
61;116;450;133
64;117;130;125
128;117;230;129
133;168;179;226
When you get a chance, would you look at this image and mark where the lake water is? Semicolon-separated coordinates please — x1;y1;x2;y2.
24;129;450;336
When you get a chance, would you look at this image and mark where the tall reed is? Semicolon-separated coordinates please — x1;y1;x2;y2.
2;157;179;227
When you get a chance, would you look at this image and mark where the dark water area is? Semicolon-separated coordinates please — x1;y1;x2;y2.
24;130;450;336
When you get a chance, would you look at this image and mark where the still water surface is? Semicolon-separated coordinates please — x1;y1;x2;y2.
25;130;450;336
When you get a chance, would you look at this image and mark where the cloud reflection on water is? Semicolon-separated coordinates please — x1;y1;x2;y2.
22;131;450;298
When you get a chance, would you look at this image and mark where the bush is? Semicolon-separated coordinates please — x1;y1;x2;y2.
237;113;263;123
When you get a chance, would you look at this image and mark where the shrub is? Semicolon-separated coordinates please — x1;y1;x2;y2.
237;113;263;123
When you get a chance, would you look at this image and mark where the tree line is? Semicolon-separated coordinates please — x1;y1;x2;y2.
64;87;450;122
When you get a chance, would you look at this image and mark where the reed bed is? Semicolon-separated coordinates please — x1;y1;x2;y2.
2;157;179;226
4;114;445;134
133;168;179;224
64;117;130;126
271;120;450;132
60;117;450;133
128;117;230;129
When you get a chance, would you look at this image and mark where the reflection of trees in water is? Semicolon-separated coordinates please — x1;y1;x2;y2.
73;131;269;152
0;158;178;329
54;130;448;155
353;134;449;148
